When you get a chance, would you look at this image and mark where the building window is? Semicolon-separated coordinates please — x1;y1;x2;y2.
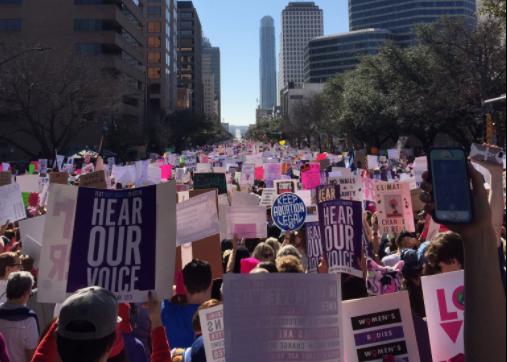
74;19;111;31
148;67;161;79
147;6;161;15
75;43;103;55
148;51;161;63
148;36;161;48
0;19;22;32
148;21;161;33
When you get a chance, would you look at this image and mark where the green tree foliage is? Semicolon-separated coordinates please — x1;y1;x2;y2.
245;117;282;143
481;0;507;22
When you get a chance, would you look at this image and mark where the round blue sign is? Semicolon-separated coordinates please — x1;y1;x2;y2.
271;193;307;231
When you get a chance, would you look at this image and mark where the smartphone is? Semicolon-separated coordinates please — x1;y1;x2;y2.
428;148;473;224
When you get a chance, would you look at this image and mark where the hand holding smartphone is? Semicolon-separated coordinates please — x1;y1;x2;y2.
428;148;474;224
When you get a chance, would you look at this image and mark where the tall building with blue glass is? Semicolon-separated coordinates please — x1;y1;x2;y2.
259;16;277;110
349;0;477;46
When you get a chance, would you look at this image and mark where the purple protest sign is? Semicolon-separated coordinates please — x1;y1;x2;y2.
67;187;157;300
305;222;323;274
318;199;363;277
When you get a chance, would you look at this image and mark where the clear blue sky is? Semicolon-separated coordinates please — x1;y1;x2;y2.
191;0;350;126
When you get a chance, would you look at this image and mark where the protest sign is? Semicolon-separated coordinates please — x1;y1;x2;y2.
319;158;331;170
318;199;363;277
224;273;343;362
263;163;281;187
329;173;363;202
0;183;27;224
387;149;401;161
367;155;379;170
316;184;340;204
112;165;136;185
240;163;255;185
177;190;219;246
49;172;69;185
422;270;464;362
413;157;427;188
199;304;225;362
226;206;267;239
196;163;213;173
305;222;323;274
194;173;227;195
342;291;420;362
79;170;107;189
274;179;297;195
38;159;48;174
230;191;259;207
19;215;46;268
301;162;321;190
16;174;41;193
38;182;176;303
0;171;12;186
374;181;415;234
259;188;277;207
271;193;307;231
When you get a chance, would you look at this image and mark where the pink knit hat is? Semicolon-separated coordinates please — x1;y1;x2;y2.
240;258;261;274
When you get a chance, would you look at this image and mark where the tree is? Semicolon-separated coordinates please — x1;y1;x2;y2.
481;0;507;22
0;48;119;159
245;117;282;143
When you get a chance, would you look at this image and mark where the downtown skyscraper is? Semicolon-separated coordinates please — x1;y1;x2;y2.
202;38;221;123
259;16;277;110
278;2;323;95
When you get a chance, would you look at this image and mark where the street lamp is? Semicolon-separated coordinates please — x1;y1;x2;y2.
0;46;52;67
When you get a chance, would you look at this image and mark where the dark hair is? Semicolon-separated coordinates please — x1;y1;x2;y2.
424;232;464;275
256;261;278;273
182;259;212;294
233;247;250;274
6;271;34;299
396;232;417;249
57;332;116;362
0;252;20;278
221;240;233;252
244;239;261;254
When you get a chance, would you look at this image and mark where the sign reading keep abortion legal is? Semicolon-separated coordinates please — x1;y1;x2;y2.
271;192;307;231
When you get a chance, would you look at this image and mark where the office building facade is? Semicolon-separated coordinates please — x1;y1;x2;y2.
278;2;323;94
0;0;146;157
349;0;477;46
305;28;393;82
145;0;178;120
177;1;203;114
202;38;221;122
260;16;277;110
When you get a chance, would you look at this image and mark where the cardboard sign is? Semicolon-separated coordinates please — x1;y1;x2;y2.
240;163;255;185
301;162;321;190
0;171;12;186
329;173;363;202
306;221;323;274
199;304;225;362
177;190;219;246
194;173;227;195
316;184;340;204
0;183;27;224
367;155;379;170
224;273;343;362
274;179;297;195
79;170;107;189
38;182;176;303
422;270;464;362
226;206;267;239
49;172;69;185
19;215;46;268
196;163;213;174
318;199;363;277
342;291;420;362
16;174;41;193
271;193;307;231
374;181;415;235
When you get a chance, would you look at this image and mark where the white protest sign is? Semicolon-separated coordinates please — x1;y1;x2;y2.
16;174;42;193
422;270;464;362
38;182;176;303
259;188;277;207
0;183;27;224
226;206;267;239
230;191;259;207
199;304;225;362
176;190;219;246
240;163;255;185
413;157;427;188
374;181;415;234
196;163;213;174
367;155;379;170
224;273;343;362
329;173;363;202
387;149;401;161
19;215;46;268
342;291;420;362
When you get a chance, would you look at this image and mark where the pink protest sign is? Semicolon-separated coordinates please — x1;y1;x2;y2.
233;224;257;239
301;163;321;190
160;164;172;180
255;166;264;181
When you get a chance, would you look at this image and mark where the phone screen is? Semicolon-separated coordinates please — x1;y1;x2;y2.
430;149;472;223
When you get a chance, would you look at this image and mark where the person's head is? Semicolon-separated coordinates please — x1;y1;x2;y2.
56;286;120;362
233;246;251;274
288;231;306;251
276;245;302;261
6;271;34;304
276;255;304;273
252;242;275;262
256;261;278;273
396;231;419;250
182;259;213;300
264;237;281;255
0;252;21;280
424;232;464;275
191;299;221;335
